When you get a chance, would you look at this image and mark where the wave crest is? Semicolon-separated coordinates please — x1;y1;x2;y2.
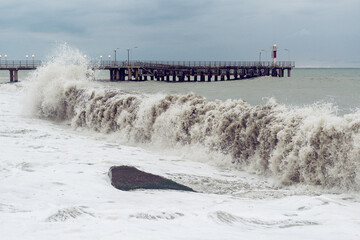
25;46;360;190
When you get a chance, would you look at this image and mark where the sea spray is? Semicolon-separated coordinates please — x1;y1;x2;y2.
25;46;360;190
24;44;93;119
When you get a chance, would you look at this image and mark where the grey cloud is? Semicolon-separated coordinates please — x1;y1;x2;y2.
0;0;359;67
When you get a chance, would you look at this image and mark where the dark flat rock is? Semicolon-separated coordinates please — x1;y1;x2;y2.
109;166;194;192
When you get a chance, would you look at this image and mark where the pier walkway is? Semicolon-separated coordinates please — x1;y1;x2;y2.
0;60;294;82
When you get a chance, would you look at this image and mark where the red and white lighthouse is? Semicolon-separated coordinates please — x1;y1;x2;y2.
272;44;277;66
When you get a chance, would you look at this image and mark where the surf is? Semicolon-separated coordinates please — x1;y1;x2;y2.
24;45;360;191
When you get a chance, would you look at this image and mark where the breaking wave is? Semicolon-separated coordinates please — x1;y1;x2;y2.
25;46;360;190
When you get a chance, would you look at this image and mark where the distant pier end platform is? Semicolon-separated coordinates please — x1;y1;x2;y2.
0;60;294;82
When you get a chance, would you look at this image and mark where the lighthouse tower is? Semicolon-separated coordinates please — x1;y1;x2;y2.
272;44;277;66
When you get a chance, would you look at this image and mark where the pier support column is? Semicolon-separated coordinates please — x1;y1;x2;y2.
134;68;139;81
151;75;154;81
115;69;120;81
271;68;278;77
287;69;291;77
226;70;230;80
234;70;238;80
9;70;14;82
250;69;255;78
173;71;177;81
128;67;132;80
110;69;114;81
207;72;212;82
14;70;18;82
120;69;125;80
200;72;205;82
193;75;198;82
215;69;221;81
187;75;191;81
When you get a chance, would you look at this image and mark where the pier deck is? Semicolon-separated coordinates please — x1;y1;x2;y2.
0;60;294;82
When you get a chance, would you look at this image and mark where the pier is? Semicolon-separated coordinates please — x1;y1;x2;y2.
102;61;294;82
0;60;294;82
0;60;41;82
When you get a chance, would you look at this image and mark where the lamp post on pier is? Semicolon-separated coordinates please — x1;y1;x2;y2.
0;55;2;66
258;51;261;66
259;50;267;66
26;55;29;67
100;56;103;66
126;49;130;66
261;49;267;65
284;49;290;61
114;48;119;64
32;54;35;66
108;55;111;66
4;54;7;67
131;46;138;64
127;46;139;66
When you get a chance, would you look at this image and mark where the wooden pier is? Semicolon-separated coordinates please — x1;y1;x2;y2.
102;61;294;82
0;60;294;82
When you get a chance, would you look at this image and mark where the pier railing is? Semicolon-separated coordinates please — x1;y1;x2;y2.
97;60;295;68
0;60;42;68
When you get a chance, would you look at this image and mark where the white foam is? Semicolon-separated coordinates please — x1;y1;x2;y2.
1;45;360;239
22;46;360;191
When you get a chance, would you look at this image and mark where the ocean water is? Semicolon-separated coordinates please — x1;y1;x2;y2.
95;68;360;115
1;47;360;239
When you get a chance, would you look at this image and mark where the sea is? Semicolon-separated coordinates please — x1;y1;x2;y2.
1;46;360;239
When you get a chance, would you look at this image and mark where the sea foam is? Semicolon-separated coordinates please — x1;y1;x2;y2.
25;46;360;190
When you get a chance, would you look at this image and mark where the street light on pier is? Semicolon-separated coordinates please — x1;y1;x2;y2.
0;55;2;66
32;54;35;66
126;49;130;66
108;55;111;66
100;56;103;66
127;46;139;66
259;51;261;64
258;50;265;65
262;49;267;60
114;48;119;63
284;49;290;61
4;54;7;66
26;55;29;67
131;46;138;64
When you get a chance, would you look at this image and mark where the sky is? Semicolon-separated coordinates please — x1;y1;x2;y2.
0;0;359;67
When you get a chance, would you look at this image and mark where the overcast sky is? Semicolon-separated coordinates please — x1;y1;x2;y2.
0;0;359;67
